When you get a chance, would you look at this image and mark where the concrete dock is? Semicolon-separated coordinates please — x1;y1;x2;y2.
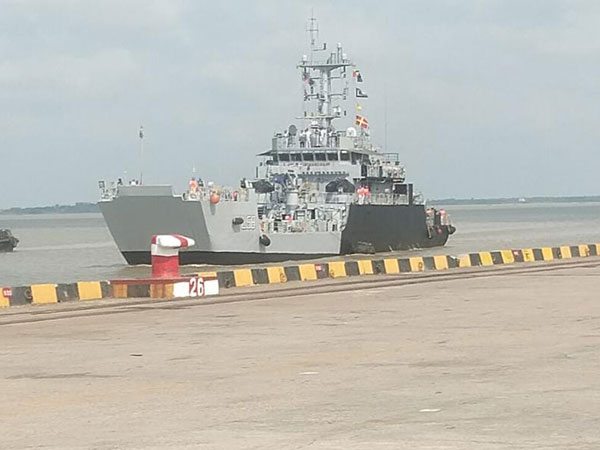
1;263;600;449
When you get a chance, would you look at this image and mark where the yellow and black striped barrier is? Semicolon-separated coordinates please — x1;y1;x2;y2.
210;243;599;288
1;243;598;308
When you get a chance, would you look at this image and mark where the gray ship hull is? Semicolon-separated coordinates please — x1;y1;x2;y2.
100;186;451;265
100;185;342;265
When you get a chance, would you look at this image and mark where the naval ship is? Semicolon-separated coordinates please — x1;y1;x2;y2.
99;21;455;265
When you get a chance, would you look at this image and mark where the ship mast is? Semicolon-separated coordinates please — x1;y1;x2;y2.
298;16;353;140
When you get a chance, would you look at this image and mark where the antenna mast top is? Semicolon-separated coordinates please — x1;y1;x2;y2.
307;13;319;59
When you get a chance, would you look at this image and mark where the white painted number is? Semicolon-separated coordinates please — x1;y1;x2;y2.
189;277;205;297
241;215;256;230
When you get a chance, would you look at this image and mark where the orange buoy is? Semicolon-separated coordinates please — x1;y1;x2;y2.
210;193;220;204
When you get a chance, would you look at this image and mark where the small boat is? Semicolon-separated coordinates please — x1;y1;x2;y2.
0;229;19;252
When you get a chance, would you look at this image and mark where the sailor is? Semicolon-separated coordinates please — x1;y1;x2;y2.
299;130;306;148
189;177;198;193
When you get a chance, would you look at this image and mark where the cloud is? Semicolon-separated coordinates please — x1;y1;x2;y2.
2;1;600;208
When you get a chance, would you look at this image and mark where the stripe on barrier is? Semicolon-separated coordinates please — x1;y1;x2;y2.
315;263;329;279
588;244;598;256
433;255;449;270
579;244;589;257
112;283;128;298
512;249;524;263
198;271;218;278
541;247;554;261
447;256;459;269
357;260;374;275
217;271;235;289
522;249;535;262
0;289;9;308
423;256;436;271
595;244;600;255
479;252;493;266
77;281;103;301
233;269;253;287
372;259;385;274
251;268;269;285
150;283;174;298
532;248;544;261
570;246;580;258
457;254;471;268
490;251;503;264
560;246;572;259
128;284;150;298
57;283;78;302
266;266;286;284
409;257;424;272
11;287;32;306
31;284;58;304
500;250;514;264
552;247;561;259
384;258;400;274
469;253;482;266
345;261;360;276
328;261;347;278
284;266;301;281
298;264;317;281
398;258;412;272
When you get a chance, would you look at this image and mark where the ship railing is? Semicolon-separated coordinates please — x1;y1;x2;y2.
300;192;410;206
184;187;250;202
352;193;410;206
260;218;342;234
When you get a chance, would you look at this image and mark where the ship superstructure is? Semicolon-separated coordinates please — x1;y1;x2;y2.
99;19;455;265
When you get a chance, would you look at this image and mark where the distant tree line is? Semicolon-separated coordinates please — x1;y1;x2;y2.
428;196;600;206
0;202;100;215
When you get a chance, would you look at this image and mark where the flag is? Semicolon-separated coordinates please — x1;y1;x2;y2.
138;126;144;139
355;115;369;128
355;102;362;111
356;87;368;98
352;69;363;82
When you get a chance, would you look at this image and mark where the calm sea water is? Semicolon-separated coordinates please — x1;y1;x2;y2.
1;203;600;286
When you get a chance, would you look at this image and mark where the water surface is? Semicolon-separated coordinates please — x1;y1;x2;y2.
1;203;599;286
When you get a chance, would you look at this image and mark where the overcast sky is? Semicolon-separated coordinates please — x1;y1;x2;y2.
2;0;600;208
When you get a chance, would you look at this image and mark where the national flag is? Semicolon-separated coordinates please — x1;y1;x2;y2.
139;126;144;139
355;115;369;128
352;69;363;82
356;87;368;98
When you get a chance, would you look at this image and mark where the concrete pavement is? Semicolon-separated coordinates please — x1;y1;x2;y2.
1;264;600;449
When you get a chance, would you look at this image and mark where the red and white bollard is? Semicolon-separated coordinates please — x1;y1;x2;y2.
151;234;195;278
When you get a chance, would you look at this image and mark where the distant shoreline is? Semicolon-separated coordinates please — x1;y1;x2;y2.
2;196;600;215
428;196;600;206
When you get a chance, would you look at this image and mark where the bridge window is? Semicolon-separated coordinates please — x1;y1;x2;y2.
340;151;350;161
303;153;314;161
279;153;290;161
327;152;338;161
291;153;302;161
315;153;326;161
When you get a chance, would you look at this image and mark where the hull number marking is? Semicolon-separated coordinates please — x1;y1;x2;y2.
241;215;256;230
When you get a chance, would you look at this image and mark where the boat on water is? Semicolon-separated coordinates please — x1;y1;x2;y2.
0;229;19;252
99;19;456;265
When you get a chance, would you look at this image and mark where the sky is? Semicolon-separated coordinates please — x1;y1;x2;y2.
2;0;600;208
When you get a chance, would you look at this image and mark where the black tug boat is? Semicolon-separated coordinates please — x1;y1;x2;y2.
0;229;19;252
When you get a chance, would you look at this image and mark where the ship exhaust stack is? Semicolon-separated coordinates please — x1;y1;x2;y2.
151;234;195;278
